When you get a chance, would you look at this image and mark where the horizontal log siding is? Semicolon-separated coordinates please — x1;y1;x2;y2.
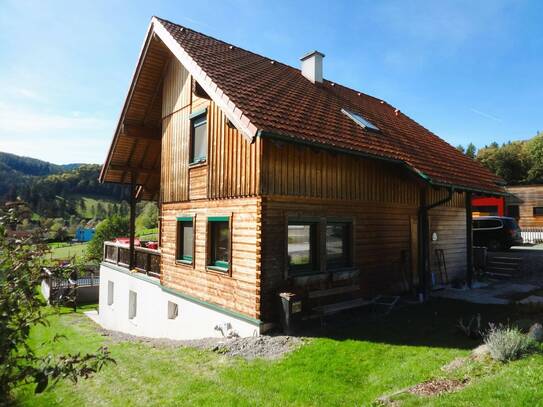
161;197;261;319
429;205;467;283
260;197;418;321
261;139;419;205
506;186;543;228
189;165;207;200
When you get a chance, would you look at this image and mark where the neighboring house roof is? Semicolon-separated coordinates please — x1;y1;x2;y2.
101;16;505;195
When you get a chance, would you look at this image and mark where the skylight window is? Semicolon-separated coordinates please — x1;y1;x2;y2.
341;108;380;132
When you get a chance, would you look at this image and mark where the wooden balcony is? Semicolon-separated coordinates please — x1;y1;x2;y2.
103;241;161;279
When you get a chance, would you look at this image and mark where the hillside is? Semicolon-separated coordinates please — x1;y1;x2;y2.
0;152;128;220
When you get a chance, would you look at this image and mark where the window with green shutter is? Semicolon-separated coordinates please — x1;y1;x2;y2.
176;217;194;264
208;217;230;272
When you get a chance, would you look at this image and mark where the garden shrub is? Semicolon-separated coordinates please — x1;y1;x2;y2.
483;325;535;362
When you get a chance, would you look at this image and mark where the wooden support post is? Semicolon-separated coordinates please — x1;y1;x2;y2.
129;171;137;270
418;189;430;300
465;191;474;288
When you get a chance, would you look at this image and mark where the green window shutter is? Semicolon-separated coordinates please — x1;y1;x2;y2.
208;216;229;222
189;108;208;119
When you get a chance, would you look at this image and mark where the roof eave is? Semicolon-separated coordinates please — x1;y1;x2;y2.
100;17;260;184
99;19;157;184
151;17;258;143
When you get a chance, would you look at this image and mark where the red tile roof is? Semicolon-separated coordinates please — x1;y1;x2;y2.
156;17;503;194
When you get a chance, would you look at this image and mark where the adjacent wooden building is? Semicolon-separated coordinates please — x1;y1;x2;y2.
97;17;504;338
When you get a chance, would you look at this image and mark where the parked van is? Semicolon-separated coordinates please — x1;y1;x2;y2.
473;216;523;251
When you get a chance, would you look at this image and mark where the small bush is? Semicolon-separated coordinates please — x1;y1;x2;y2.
483;325;535;362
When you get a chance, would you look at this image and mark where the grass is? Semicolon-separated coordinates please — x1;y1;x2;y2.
137;227;158;241
46;242;88;262
70;194;119;219
14;299;543;406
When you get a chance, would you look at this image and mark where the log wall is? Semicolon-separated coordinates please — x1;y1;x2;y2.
160;197;262;319
506;185;543;228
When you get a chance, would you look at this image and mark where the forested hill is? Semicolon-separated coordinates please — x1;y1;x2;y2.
0;152;128;218
0;152;81;176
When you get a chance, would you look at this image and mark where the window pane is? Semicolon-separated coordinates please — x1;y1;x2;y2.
182;223;193;259
326;223;349;267
211;221;229;266
288;224;313;269
191;118;207;163
534;207;543;216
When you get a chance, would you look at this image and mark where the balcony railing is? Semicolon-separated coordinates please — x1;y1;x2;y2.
103;241;161;279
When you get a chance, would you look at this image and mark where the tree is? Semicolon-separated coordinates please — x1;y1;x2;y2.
49;218;68;242
86;215;129;262
465;143;477;159
135;202;158;234
95;202;106;220
0;208;113;400
524;132;543;183
477;141;528;184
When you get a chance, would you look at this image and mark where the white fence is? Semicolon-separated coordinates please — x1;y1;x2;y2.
522;228;543;244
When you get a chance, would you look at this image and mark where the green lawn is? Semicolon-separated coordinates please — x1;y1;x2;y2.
137;227;158;241
14;300;543;406
70;194;119;219
46;242;88;262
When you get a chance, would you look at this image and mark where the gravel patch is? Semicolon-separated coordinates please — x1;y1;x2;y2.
98;327;305;360
407;378;469;396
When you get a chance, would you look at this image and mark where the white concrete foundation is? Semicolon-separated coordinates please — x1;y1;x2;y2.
97;263;261;340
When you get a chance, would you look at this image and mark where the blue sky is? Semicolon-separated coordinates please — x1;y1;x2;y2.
0;0;541;164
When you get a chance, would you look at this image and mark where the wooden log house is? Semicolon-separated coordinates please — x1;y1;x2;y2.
97;17;504;339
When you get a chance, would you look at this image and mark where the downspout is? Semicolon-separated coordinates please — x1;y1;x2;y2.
418;186;454;301
465;192;474;288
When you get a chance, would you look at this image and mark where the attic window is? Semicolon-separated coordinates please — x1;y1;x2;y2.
341;108;379;132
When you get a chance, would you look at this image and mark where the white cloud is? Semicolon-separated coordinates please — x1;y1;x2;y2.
470;108;502;123
0;102;112;134
0;102;114;164
12;87;47;103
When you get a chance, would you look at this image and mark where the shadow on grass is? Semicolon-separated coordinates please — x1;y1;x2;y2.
294;298;536;350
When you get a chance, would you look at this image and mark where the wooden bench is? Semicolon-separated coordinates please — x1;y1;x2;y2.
313;297;372;316
306;284;373;321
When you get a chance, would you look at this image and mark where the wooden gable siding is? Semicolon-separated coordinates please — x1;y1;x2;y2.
161;58;192;203
160;57;260;203
160;197;261;319
207;102;261;199
506;186;543;227
261;139;419;204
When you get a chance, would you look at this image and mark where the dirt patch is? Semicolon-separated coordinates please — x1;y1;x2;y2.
98;327;304;360
408;378;469;396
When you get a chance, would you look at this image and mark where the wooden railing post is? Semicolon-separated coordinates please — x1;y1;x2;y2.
129;171;137;270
